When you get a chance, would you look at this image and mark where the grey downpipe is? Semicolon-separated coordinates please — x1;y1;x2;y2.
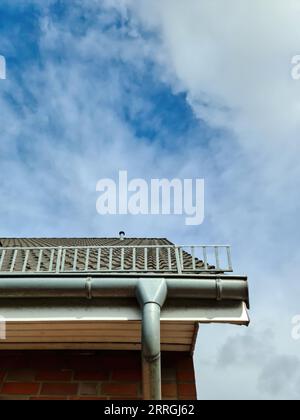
136;278;167;400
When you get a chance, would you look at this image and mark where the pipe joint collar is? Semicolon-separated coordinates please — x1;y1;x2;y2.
136;278;167;307
143;353;160;363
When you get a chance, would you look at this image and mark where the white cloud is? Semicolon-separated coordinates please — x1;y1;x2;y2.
129;1;300;136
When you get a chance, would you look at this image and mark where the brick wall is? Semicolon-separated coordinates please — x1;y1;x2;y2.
0;351;197;400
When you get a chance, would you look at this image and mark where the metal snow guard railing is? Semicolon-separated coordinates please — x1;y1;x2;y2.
0;245;233;275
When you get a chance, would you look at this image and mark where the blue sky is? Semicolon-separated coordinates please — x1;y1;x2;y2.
1;0;300;399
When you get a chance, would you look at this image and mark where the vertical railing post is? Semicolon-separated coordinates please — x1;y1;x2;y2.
120;247;125;271
109;248;113;271
175;247;182;274
10;249;18;273
144;248;148;271
37;249;43;272
132;247;136;272
167;247;172;271
56;246;63;274
191;246;196;271
97;248;102;271
85;248;90;271
227;246;233;271
0;249;5;272
49;249;55;273
203;246;208;270
22;250;30;273
156;247;160;271
73;248;78;272
215;246;220;271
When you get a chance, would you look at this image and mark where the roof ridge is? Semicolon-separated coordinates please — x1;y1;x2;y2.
0;237;170;240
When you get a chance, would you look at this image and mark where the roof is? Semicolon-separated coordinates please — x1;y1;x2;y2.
0;238;249;352
0;237;172;248
0;237;208;274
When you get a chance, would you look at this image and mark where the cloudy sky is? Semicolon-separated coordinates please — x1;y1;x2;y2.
0;0;300;400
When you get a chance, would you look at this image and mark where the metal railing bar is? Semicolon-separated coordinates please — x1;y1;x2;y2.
180;248;184;271
22;250;30;273
144;248;148;271
0;244;233;274
203;247;208;270
175;247;182;275
191;246;196;271
97;248;101;271
73;248;78;272
227;246;233;271
109;248;113;271
155;247;159;271
49;249;55;273
132;247;136;271
0;244;231;251
85;248;90;272
120;247;125;271
37;249;43;272
0;249;6;271
10;250;18;273
167;248;172;271
61;249;67;272
56;247;63;274
215;246;220;270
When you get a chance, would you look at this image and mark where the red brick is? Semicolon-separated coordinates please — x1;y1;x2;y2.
74;371;109;381
178;383;197;399
30;354;65;370
41;383;78;396
176;356;194;371
30;397;67;400
6;369;35;381
162;383;178;398
162;353;194;370
1;382;40;395
101;383;138;397
0;371;6;382
110;397;143;400
161;368;177;382
111;369;141;382
79;383;98;396
101;354;140;370
0;350;197;401
36;370;73;381
0;355;28;369
161;352;183;367
68;355;105;370
177;369;195;383
69;397;107;400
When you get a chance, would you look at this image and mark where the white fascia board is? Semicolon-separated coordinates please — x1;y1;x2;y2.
0;298;249;325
